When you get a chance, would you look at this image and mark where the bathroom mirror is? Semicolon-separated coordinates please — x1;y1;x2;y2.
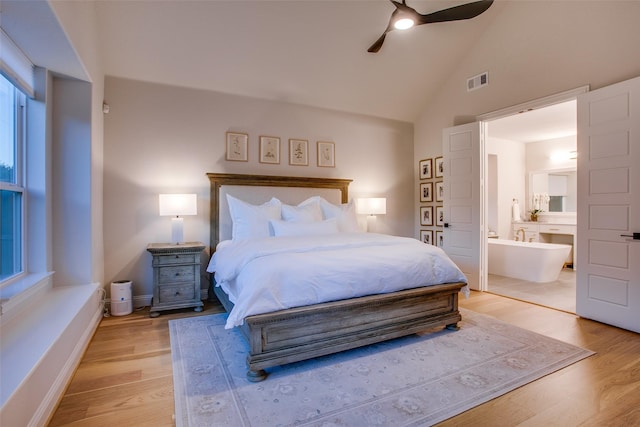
529;168;577;212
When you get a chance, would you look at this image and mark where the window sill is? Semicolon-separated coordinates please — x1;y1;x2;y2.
0;272;54;323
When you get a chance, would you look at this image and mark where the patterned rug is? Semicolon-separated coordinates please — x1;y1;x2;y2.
170;308;593;426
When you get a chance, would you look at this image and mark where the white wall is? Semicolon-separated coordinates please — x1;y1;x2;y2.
103;76;414;299
486;137;526;240
49;0;106;285
414;1;640;236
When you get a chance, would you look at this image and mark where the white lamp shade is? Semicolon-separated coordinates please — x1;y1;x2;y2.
159;194;197;216
356;198;387;215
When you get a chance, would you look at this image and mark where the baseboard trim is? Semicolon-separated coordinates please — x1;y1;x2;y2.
35;296;102;427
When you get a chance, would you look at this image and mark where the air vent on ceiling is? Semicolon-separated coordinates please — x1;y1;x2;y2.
467;71;489;92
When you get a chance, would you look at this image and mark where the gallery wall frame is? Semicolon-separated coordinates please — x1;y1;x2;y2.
419;158;432;180
259;136;280;164
435;181;444;202
225;132;249;162
420;182;433;203
289;139;309;166
436;206;444;227
435;156;444;178
419;230;433;245
420;206;433;226
317;141;335;167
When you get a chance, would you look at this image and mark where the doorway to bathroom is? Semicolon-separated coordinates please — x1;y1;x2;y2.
480;89;583;313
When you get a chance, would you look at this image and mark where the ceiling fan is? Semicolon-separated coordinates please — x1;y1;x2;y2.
368;0;494;53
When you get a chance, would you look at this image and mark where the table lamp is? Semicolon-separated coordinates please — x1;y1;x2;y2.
159;193;197;244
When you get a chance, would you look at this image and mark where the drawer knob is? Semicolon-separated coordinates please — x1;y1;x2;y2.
175;291;181;296
175;272;181;276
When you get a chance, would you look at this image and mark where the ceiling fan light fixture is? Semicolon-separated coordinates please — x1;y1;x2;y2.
393;17;414;30
368;0;494;53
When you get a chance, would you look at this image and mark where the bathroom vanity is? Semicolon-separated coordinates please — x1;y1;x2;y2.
512;220;576;269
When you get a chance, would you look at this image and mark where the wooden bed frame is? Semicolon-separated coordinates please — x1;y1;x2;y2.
207;173;466;382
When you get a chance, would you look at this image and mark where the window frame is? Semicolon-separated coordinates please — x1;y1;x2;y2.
0;75;27;286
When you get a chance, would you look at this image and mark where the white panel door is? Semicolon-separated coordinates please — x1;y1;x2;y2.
577;76;640;333
442;122;484;290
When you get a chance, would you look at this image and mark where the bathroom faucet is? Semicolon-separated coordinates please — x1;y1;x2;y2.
516;228;525;242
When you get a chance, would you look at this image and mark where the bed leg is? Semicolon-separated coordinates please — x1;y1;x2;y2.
445;323;460;331
247;369;268;382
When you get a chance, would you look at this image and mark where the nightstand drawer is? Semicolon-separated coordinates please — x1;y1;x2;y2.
154;253;198;266
158;284;195;303
158;265;195;284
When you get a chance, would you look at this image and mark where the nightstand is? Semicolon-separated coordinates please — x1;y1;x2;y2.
146;242;205;317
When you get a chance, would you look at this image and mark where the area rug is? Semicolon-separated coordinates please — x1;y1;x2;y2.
169;309;593;426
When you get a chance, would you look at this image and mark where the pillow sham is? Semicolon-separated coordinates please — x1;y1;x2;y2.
226;194;281;240
281;198;323;222
270;218;339;237
306;196;361;233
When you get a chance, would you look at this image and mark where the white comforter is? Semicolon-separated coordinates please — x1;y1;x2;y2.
207;233;468;329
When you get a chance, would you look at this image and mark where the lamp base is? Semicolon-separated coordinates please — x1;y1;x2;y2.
366;215;378;233
171;217;184;244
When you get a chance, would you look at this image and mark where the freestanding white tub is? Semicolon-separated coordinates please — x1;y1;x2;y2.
488;238;571;283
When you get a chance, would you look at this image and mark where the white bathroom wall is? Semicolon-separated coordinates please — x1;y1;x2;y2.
487;154;498;235
486;137;526;240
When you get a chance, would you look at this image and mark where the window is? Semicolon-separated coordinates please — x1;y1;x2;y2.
0;74;26;283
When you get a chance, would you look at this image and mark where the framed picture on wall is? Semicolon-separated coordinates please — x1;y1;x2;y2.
289;139;309;166
436;230;444;248
436;206;444;226
420;182;433;202
259;136;280;164
435;156;444;178
435;181;444;202
419;158;432;179
225;132;248;162
317;141;335;167
420;206;433;226
419;230;433;245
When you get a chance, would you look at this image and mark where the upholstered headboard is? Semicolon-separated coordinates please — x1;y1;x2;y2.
207;173;352;249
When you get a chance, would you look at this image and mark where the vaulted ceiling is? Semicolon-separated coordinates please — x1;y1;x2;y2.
3;0;577;135
93;0;505;123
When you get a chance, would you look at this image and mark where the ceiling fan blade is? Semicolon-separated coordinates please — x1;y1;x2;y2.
417;0;494;25
368;32;388;53
367;6;399;53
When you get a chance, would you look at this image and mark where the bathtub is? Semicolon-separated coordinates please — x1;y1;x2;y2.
488;238;571;283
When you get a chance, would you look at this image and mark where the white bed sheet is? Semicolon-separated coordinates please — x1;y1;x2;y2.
207;233;468;329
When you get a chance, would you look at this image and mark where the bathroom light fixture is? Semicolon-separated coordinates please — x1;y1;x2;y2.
550;150;577;162
159;193;197;244
356;197;387;232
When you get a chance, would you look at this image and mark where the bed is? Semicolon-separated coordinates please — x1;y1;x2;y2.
207;173;468;381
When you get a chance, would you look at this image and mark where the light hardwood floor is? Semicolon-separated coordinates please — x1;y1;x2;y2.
48;292;640;426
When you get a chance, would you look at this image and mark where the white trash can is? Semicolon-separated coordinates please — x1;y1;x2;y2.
110;280;133;316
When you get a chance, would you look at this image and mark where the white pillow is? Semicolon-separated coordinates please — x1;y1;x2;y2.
313;196;361;233
271;218;339;237
226;194;281;240
281;198;323;222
